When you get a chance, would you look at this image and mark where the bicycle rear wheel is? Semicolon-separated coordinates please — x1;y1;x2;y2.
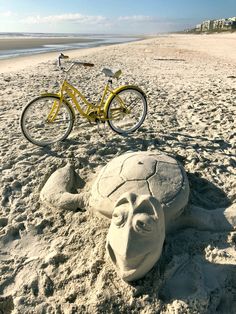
20;96;74;146
107;87;147;135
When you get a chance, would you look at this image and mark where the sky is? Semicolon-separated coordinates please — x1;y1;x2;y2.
0;0;236;34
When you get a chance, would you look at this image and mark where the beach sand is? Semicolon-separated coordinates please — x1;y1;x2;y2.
0;37;101;51
0;33;236;313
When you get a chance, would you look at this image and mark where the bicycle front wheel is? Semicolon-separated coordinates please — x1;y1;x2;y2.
20;96;74;146
107;87;147;135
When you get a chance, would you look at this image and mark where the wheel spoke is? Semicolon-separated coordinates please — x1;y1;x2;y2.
108;88;147;134
21;96;73;146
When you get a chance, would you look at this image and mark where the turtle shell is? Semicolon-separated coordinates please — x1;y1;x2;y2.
89;151;189;225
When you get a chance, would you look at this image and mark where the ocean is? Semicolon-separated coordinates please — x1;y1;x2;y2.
0;33;141;60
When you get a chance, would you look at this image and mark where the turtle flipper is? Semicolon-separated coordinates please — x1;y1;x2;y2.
56;192;86;211
40;163;87;211
174;203;236;232
221;203;236;230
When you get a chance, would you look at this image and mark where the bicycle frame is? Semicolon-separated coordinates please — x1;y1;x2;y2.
59;79;114;121
43;58;144;124
46;79;131;124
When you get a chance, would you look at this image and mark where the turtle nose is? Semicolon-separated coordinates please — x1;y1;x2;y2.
121;231;133;260
113;227;139;260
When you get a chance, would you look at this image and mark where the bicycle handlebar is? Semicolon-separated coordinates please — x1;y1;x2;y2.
58;53;69;67
82;62;94;67
58;53;94;71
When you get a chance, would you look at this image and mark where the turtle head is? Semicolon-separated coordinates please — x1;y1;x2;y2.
106;192;165;282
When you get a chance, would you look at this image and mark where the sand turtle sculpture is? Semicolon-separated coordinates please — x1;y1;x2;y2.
40;151;236;282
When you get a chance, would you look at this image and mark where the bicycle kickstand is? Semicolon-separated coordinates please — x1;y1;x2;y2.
96;121;104;137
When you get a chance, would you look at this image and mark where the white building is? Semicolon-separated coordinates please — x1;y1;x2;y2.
196;16;236;32
195;24;202;31
213;19;225;29
201;20;214;31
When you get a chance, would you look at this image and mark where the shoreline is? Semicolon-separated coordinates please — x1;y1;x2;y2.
0;35;143;63
0;45;125;74
1;32;236;74
0;37;100;51
0;39;147;74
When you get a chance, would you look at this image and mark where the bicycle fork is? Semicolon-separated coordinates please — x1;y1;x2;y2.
46;100;60;123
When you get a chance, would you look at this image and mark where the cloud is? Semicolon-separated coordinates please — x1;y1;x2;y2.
14;12;194;33
0;10;16;17
118;15;156;22
22;13;107;25
21;13;158;26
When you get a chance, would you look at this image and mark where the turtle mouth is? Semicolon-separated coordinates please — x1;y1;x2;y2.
107;242;150;281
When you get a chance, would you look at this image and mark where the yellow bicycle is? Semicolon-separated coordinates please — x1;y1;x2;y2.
20;53;147;146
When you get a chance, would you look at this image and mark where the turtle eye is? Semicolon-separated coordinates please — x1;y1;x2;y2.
112;212;125;227
133;214;155;233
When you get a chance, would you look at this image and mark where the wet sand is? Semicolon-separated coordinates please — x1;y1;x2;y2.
0;37;101;51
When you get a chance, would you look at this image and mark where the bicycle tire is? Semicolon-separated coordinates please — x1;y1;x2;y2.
20;95;74;146
107;87;147;135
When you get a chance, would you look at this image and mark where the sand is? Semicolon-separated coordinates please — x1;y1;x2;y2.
0;37;101;51
0;33;236;313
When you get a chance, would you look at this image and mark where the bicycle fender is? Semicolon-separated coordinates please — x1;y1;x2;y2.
40;92;61;98
40;93;75;117
104;85;146;116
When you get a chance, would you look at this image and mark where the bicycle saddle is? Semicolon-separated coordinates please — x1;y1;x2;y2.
102;68;122;79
